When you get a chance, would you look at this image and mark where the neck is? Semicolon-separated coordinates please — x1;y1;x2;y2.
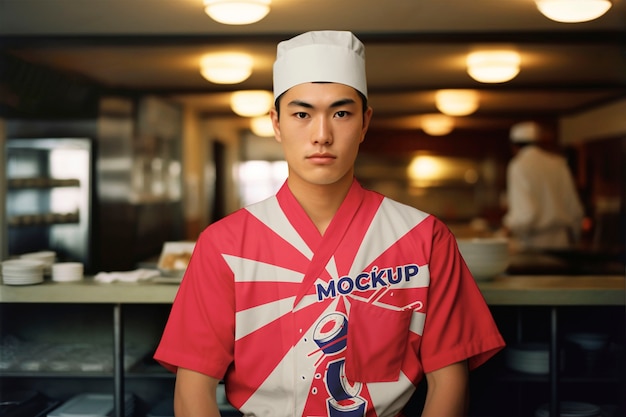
287;174;354;235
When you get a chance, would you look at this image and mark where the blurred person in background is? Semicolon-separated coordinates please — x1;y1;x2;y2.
502;121;584;251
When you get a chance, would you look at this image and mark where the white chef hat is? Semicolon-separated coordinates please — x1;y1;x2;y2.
273;30;368;101
510;121;541;143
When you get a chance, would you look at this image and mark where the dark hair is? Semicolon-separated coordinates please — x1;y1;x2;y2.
274;86;368;118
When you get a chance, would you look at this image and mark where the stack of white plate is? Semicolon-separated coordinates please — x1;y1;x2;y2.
51;262;84;282
534;401;602;417
20;251;56;275
1;259;45;285
505;342;550;374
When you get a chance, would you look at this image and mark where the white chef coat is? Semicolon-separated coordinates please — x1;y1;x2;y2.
503;145;584;250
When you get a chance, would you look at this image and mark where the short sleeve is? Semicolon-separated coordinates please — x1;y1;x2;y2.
153;228;236;378
418;219;505;373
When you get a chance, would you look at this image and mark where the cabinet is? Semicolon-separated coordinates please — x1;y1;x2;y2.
7;178;81;226
471;276;626;417
0;282;178;416
0;276;624;417
4;138;94;271
470;305;625;417
0;304;174;416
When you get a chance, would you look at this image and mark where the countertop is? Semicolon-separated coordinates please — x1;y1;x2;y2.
0;276;180;304
477;275;624;305
0;274;623;306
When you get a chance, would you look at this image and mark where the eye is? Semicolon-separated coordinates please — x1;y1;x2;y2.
294;112;309;119
335;110;350;118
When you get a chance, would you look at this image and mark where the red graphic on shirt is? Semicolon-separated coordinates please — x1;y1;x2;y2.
221;188;431;416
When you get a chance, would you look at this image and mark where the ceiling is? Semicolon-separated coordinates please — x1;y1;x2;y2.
1;0;625;133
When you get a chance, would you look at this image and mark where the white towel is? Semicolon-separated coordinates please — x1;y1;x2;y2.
94;268;160;283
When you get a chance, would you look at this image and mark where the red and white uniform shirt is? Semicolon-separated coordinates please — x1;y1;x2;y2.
154;179;505;417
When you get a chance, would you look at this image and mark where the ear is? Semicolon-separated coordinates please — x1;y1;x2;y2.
360;106;373;143
270;108;281;143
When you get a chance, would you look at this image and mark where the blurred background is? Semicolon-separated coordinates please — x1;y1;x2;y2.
1;0;624;272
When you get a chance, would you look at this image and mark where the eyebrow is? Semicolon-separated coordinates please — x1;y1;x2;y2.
286;98;357;109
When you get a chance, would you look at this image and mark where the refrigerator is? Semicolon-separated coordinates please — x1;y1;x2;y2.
4;138;94;271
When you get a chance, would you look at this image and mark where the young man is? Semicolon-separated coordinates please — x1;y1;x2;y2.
154;30;505;417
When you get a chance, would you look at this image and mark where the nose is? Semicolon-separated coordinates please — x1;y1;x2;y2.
312;116;333;145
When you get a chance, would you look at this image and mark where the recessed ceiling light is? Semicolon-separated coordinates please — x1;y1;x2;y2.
435;90;480;116
251;115;275;137
466;50;521;83
200;52;253;84
230;90;273;117
421;114;454;136
204;0;271;25
535;0;612;23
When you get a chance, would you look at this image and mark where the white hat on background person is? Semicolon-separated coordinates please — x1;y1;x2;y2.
273;30;368;101
510;121;541;143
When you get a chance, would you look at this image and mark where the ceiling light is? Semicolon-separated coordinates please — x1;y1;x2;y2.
435;89;480;116
421;114;454;136
466;50;521;83
535;0;611;23
200;52;253;84
230;90;273;117
407;155;443;184
204;0;271;25
251;115;275;137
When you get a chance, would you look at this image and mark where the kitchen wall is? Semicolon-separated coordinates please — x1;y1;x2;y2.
561;98;626;145
96;96;185;271
560;98;626;251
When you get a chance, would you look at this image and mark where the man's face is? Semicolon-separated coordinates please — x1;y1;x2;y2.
270;82;373;188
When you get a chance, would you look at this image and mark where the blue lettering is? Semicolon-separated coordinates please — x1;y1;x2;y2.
370;267;387;288
316;280;336;301
337;276;354;295
355;273;370;291
405;264;419;281
388;266;402;284
315;263;421;301
382;267;394;285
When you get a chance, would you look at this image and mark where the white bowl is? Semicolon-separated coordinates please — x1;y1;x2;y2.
20;251;56;274
2;259;45;272
51;262;84;282
457;237;509;280
20;250;56;262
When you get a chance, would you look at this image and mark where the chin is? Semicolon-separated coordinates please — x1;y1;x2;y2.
308;173;353;187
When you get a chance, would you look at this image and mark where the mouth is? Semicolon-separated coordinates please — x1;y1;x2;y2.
307;153;336;164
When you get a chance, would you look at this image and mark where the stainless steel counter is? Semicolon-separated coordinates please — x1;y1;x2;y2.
0;274;623;305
